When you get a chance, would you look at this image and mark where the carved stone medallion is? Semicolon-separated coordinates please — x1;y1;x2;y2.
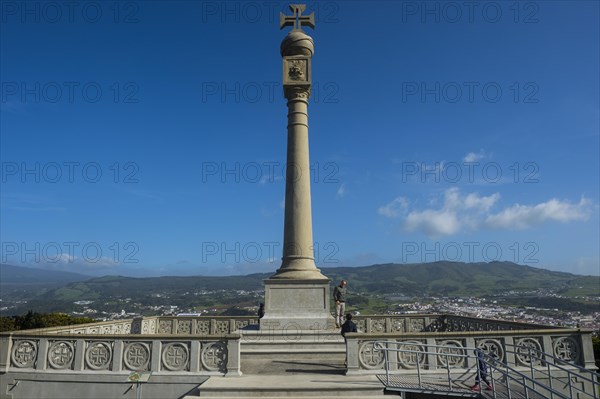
437;340;465;368
358;341;385;369
515;337;542;366
48;341;75;369
123;342;150;370
553;337;580;362
162;342;189;371
397;341;426;369
85;342;112;370
201;342;227;371
11;340;37;368
476;339;505;362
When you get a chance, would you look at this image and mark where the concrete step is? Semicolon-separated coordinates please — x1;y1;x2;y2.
192;374;386;397
188;397;390;399
241;348;346;360
241;358;346;375
240;329;347;360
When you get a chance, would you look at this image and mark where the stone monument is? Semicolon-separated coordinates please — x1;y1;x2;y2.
260;4;336;330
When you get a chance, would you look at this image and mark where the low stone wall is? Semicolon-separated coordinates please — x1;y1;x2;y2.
352;314;549;334
0;331;241;376
345;328;595;374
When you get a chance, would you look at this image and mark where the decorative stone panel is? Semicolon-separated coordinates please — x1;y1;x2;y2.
358;341;385;370
476;338;505;362
161;342;189;371
514;337;543;366
390;318;405;333
47;341;75;370
85;341;112;370
123;342;151;371
552;336;580;363
176;320;192;335
370;318;386;333
397;340;426;369
436;339;466;368
195;320;210;335
201;342;227;372
215;320;229;334
11;340;38;368
158;319;173;334
355;319;367;332
407;318;425;332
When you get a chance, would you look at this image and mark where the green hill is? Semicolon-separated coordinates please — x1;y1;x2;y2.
2;262;597;316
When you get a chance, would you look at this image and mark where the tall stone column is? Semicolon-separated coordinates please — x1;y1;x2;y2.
261;4;335;330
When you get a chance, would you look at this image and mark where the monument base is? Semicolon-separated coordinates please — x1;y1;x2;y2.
261;279;336;330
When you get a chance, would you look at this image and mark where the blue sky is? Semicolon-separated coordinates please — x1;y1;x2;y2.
1;1;598;277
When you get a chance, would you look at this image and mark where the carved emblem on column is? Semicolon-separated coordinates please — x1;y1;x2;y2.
162;342;189;371
48;341;75;369
201;342;227;371
123;342;150;370
85;342;112;370
11;340;37;368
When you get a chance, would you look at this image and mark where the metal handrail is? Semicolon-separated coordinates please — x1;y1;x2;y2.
373;340;477;391
373;340;583;399
504;343;600;398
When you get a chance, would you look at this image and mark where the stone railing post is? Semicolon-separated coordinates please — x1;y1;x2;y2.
426;337;438;370
73;339;85;371
190;340;201;373
0;334;12;372
112;340;123;372
226;335;242;376
346;334;359;373
151;340;161;371
38;338;49;371
580;332;597;370
504;336;516;367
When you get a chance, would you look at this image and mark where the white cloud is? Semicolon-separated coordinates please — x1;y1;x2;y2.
401;188;498;237
485;197;591;229
378;197;409;218
379;188;591;238
336;183;347;198
463;150;487;163
404;209;460;237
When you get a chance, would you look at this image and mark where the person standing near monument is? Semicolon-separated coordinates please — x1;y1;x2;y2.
333;280;347;328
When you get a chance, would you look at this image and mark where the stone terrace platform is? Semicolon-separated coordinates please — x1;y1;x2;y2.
0;314;595;398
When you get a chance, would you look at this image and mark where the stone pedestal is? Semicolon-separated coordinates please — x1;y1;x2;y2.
261;279;336;330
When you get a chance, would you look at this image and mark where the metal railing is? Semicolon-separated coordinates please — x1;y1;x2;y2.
373;340;597;398
504;343;600;399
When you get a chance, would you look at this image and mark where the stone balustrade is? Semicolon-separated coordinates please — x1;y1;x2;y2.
0;331;241;376
344;328;596;374
1;314;587;378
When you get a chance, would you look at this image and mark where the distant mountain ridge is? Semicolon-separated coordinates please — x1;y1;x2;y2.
6;261;596;300
0;264;91;285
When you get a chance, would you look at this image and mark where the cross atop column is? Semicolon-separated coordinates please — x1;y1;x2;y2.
280;4;315;31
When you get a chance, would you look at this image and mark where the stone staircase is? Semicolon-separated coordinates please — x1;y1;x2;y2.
185;328;389;398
